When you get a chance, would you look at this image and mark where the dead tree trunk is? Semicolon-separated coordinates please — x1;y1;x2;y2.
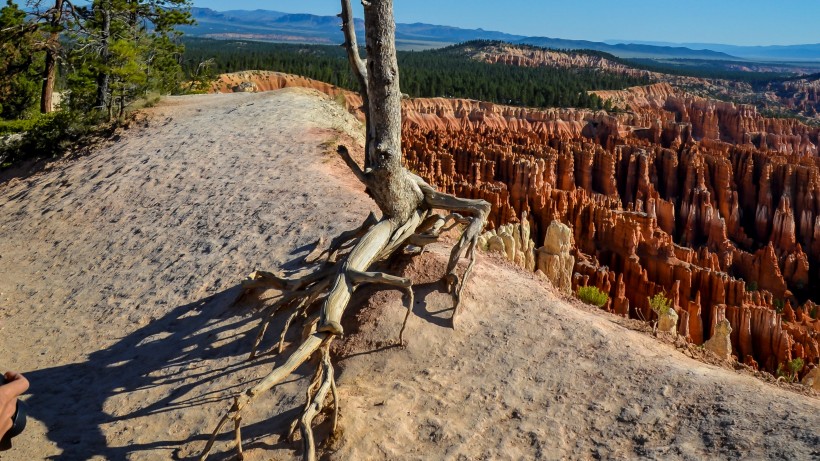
197;1;490;459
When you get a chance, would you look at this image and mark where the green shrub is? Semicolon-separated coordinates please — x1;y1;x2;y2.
0;110;96;167
745;281;758;292
577;286;608;308
333;92;347;109
648;292;672;315
0;118;38;136
777;357;805;382
773;298;785;314
788;357;804;375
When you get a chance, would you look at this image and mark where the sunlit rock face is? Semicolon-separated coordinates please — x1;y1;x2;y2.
402;85;820;377
208;70;820;378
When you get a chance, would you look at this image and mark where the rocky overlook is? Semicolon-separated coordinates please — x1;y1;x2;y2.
208;71;819;381
2;73;819;459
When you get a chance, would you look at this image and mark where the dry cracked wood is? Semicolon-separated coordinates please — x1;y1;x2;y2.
198;189;488;460
196;1;490;459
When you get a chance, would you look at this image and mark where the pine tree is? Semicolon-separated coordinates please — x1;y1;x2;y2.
0;0;42;119
28;0;85;113
66;0;192;118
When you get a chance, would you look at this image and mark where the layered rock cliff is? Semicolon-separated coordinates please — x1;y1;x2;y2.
770;77;820;119
211;71;364;118
470;43;820;124
402;84;820;377
471;43;645;77
207;71;819;378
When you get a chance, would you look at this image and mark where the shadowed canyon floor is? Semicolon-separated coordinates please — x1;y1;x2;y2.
0;89;818;460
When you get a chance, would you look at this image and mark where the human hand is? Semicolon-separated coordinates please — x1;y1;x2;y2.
0;371;29;440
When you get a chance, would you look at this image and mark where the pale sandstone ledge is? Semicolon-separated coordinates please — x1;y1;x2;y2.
0;89;816;460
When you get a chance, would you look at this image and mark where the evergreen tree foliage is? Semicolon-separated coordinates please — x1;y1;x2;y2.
27;0;91;113
0;1;42;119
65;0;192;118
181;38;651;111
0;0;192;167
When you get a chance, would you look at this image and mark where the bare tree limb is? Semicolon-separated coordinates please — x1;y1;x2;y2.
338;0;368;94
336;145;368;185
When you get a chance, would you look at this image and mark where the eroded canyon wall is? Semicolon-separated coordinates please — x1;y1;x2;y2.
210;71;819;376
402;84;820;376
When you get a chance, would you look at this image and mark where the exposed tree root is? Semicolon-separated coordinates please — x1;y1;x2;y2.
197;175;488;460
196;1;490;459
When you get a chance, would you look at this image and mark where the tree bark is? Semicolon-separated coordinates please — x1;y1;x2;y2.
39;0;64;113
41;47;57;113
95;0;112;114
339;0;372;171
359;0;423;224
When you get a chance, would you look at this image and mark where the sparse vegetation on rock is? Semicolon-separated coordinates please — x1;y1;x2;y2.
648;293;672;315
777;358;805;383
649;293;678;334
576;286;608;308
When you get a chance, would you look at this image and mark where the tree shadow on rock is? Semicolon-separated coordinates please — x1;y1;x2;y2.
23;285;283;460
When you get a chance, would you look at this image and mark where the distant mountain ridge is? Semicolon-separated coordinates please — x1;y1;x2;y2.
183;7;521;48
604;40;820;61
184;8;820;61
516;37;735;60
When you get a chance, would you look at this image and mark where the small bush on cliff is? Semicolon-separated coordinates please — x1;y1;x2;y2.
0;118;38;136
0;110;127;170
648;293;672;315
777;358;805;382
333;92;347;109
0;111;95;167
788;358;805;375
745;281;758;292
577;286;608;308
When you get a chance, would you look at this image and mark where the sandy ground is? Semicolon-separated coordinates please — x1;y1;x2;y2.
0;89;817;460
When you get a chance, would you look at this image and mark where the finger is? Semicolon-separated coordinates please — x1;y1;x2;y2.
1;372;28;396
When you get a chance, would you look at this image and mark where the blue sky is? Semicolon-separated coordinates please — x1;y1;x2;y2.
192;1;820;46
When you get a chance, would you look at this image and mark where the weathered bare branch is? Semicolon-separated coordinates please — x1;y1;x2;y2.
303;236;326;264
339;0;368;94
242;266;335;292
340;0;374;171
397;287;415;344
306;212;378;265
233;400;243;459
277;310;301;354
198;333;330;460
411;174;490;315
405;232;439;248
336;145;368;185
319;219;395;335
348;269;410;287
